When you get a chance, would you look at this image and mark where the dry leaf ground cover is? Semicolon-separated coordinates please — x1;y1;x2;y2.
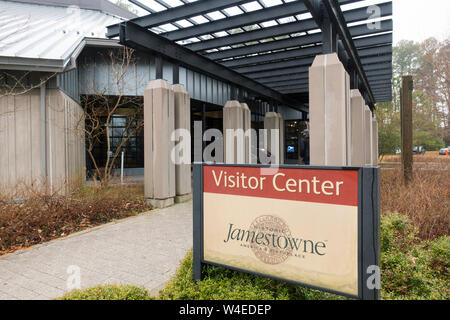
0;184;151;255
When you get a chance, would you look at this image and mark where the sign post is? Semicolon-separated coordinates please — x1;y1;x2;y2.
193;163;380;300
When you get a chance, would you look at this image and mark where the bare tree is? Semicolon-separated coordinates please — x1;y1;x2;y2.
76;46;144;186
0;71;56;98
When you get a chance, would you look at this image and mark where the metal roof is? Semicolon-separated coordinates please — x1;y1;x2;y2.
0;0;124;72
108;0;393;108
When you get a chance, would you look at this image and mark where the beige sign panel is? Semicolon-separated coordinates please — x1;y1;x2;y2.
202;166;359;296
203;194;358;296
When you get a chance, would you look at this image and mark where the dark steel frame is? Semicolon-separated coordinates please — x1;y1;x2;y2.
107;0;393;108
118;21;304;111
193;162;380;300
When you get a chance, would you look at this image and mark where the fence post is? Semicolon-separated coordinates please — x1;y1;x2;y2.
401;76;413;186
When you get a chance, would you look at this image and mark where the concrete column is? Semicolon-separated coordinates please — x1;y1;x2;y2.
309;53;350;166
372;117;379;166
144;79;175;208
223;100;244;164
264;112;280;164
364;105;373;166
241;103;252;164
173;84;192;203
350;90;365;166
276;113;285;164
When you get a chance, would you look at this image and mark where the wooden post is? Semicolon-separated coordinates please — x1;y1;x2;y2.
401;76;413;186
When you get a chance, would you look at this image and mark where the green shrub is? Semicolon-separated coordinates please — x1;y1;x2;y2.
159;213;448;300
58;214;449;300
380;213;449;300
57;285;153;300
159;250;346;300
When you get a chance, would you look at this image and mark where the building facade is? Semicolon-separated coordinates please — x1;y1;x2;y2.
0;0;391;194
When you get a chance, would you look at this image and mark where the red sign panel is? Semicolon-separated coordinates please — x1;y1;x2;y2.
203;166;358;206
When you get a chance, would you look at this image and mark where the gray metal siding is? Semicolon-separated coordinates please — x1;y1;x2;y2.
55;69;79;102
78;48;239;106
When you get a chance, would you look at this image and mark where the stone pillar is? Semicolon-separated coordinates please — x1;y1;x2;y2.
350;90;366;166
277;113;285;164
173;84;192;203
364;105;373;166
144;79;175;208
309;53;350;166
372;117;379;166
223;100;245;164
264;112;280;164
241;103;252;164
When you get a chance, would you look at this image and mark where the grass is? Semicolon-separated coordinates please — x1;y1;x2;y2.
57;284;153;300
381;151;450;163
380;168;449;240
0;184;151;255
380;213;449;300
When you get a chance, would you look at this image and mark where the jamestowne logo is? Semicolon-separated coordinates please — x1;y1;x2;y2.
223;215;327;265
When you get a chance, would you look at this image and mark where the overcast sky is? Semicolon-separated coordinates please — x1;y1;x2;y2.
375;0;449;43
120;0;450;44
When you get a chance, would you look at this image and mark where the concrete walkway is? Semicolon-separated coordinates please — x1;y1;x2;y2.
0;201;193;300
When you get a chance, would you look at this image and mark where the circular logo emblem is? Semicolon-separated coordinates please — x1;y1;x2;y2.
249;215;293;265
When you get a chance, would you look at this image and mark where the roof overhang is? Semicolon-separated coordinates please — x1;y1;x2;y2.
106;0;393;110
0;38;121;73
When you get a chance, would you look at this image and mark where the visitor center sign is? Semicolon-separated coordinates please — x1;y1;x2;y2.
193;163;380;300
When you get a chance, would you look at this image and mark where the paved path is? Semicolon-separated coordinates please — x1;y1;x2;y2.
0;201;193;300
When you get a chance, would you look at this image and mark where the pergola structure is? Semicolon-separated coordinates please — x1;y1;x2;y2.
106;0;393;112
105;0;392;208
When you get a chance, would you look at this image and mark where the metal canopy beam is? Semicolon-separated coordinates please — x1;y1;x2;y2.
236;57;315;74
249;66;310;80
118;21;305;111
366;69;392;77
368;75;393;82
358;45;392;58
225;46;392;72
187;6;391;53
204;34;323;61
164;1;309;41
268;80;309;88
205;20;392;62
372;84;392;90
372;86;392;91
186;20;318;52
369;79;392;86
247;67;392;83
223;44;391;70
107;0;251;37
361;54;392;65
256;62;393;88
272;84;309;91
279;88;309;94
343;1;392;22
258;74;310;85
373;90;392;93
221;46;322;68
354;33;392;48
363;63;392;72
